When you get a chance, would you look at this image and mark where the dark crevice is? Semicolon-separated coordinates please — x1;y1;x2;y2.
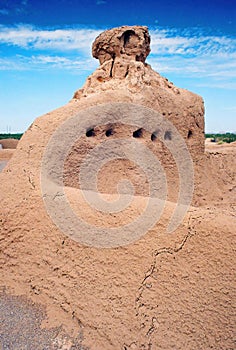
110;54;115;77
144;31;151;44
105;128;113;137
124;68;129;78
151;130;159;142
86;128;95;137
133;128;143;138
188;130;193;138
151;133;157;141
136;54;144;62
123;30;135;47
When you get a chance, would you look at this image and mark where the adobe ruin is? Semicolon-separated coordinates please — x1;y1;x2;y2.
1;26;234;350
64;25;205;200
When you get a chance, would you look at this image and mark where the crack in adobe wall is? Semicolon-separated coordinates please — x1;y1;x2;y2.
135;227;196;315
28;174;35;189
23;168;35;189
123;341;137;350
110;56;115;77
133;213;199;348
63;311;114;348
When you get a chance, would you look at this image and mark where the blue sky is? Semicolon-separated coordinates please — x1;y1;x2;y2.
0;0;235;133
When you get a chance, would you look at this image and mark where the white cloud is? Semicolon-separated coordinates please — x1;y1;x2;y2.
147;28;236;88
0;25;101;53
0;25;235;58
148;53;236;77
0;55;98;71
0;24;235;87
31;55;98;70
149;28;235;56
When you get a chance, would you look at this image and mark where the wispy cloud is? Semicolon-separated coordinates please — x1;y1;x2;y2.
30;54;98;71
96;0;107;4
0;0;29;16
0;24;235;88
0;25;101;53
1;25;235;57
149;53;236;77
150;28;235;56
149;28;236;88
0;55;98;72
0;9;9;15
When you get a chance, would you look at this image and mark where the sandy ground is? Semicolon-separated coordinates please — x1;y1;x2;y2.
205;139;236;153
0;292;87;350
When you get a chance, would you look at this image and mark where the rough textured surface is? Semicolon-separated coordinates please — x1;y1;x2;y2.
71;26;205;199
0;149;15;161
0;292;87;349
74;33;205;167
92;26;151;65
0;138;18;149
0;26;235;349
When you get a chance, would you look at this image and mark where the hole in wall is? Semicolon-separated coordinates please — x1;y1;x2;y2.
136;54;144;62
123;30;136;47
151;133;157;141
151;131;159;141
133;128;143;138
105;128;113;137
164;131;172;140
187;130;193;138
86;128;95;137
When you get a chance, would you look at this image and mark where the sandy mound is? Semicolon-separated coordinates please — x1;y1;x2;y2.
193;142;236;207
0;26;235;349
0;149;15;161
0;138;19;149
0;149;15;172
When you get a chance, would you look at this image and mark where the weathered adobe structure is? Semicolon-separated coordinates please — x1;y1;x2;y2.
64;25;205;200
0;26;235;350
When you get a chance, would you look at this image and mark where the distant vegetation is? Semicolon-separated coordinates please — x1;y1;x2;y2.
0;133;23;140
0;132;235;143
205;133;236;143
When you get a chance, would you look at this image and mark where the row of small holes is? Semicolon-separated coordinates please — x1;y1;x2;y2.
86;128;193;140
86;128;172;140
132;128;173;140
